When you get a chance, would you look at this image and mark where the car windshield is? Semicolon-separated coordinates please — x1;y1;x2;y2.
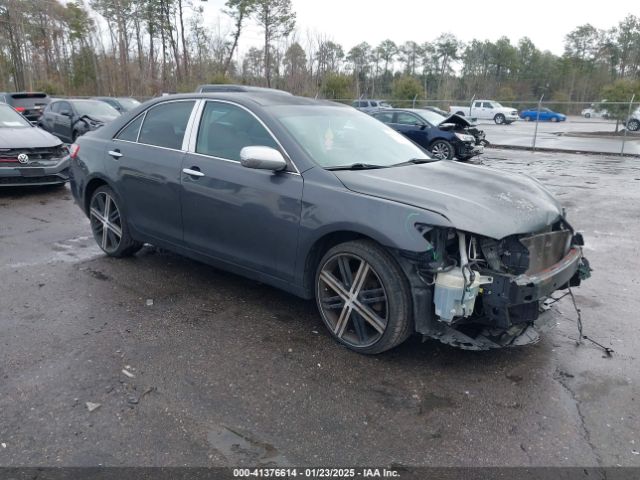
415;109;446;125
271;105;430;169
118;98;141;110
0;105;31;128
74;100;119;117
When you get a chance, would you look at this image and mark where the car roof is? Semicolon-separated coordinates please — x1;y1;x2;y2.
195;84;292;96
141;92;344;109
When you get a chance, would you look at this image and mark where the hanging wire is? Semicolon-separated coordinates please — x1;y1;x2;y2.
568;287;613;357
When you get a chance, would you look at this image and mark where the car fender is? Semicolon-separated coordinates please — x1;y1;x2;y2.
295;169;455;291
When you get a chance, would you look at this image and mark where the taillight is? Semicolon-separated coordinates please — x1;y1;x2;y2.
14;106;25;112
69;143;80;159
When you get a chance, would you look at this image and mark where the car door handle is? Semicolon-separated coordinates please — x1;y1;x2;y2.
108;150;123;158
182;167;204;177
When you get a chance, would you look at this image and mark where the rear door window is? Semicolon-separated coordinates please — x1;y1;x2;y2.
138;100;195;150
116;114;144;142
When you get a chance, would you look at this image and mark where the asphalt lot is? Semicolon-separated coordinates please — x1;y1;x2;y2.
1;149;639;468
479;116;640;155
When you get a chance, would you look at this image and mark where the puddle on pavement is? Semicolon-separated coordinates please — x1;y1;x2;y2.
208;425;290;466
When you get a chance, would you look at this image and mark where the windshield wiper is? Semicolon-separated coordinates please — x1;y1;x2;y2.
390;158;436;167
325;163;388;171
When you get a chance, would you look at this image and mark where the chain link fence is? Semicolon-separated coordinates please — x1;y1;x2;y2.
48;93;640;157
333;97;640;157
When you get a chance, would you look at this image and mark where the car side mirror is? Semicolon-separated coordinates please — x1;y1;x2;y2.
60;110;71;117
240;146;287;172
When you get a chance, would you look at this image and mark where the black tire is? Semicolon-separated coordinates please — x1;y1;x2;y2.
429;139;454;160
72;130;80;142
627;119;640;132
89;185;143;257
315;239;413;354
551;116;558;122
523;116;531;121
584;113;591;118
494;114;506;124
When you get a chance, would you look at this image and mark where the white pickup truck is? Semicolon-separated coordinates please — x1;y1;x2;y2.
449;100;519;124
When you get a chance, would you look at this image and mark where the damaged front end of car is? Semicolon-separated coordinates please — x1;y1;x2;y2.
396;219;591;350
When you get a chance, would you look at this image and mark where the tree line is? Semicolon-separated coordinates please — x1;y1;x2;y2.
0;0;639;108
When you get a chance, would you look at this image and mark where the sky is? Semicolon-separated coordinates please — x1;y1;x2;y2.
199;0;636;56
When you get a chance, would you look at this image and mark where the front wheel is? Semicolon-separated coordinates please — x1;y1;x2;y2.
494;113;505;124
429;139;454;160
627;119;640;131
315;240;412;354
89;185;143;257
584;113;591;118
551;117;558;122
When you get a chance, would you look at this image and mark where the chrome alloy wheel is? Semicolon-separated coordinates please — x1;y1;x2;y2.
317;253;389;348
431;141;451;159
90;191;123;253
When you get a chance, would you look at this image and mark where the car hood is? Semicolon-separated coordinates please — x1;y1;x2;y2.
333;161;562;240
438;114;473;129
0;127;62;149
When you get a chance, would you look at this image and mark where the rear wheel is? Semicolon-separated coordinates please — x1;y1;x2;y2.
429;139;454;160
627;119;640;131
89;185;143;257
494;113;506;124
315;240;412;354
523;116;531;121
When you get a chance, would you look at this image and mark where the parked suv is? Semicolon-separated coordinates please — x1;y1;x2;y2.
0;92;50;122
352;99;392;114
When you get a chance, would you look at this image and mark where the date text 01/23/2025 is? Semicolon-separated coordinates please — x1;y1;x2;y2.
232;468;400;478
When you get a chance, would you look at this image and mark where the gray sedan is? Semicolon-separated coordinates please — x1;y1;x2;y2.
68;89;591;353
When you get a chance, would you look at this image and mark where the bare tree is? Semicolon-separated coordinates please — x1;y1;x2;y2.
252;0;296;87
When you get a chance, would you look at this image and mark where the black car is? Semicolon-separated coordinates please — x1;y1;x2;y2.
40;99;120;143
0;91;50;123
69;92;590;353
92;96;142;113
0;103;69;187
372;108;485;161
